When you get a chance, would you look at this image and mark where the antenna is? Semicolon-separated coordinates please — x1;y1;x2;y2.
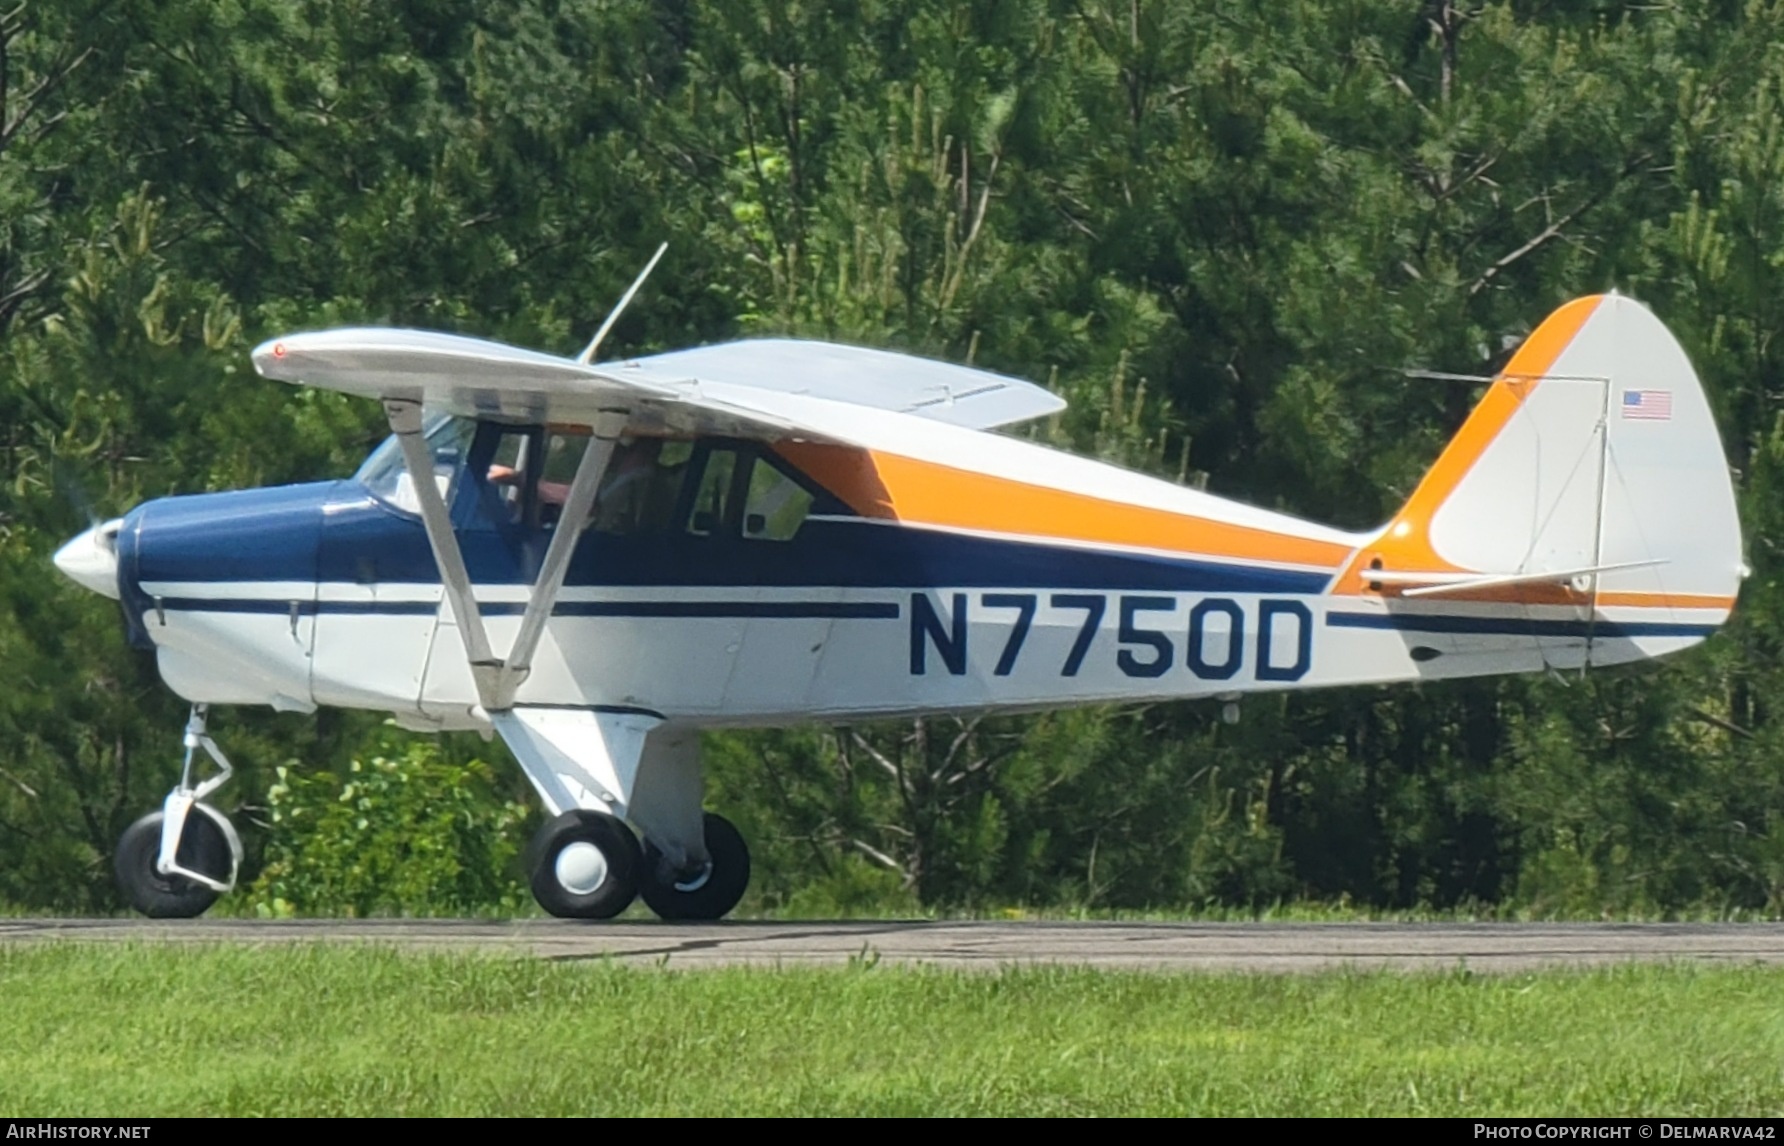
576;242;668;365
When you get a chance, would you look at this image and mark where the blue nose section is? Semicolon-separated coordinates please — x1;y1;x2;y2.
116;481;340;648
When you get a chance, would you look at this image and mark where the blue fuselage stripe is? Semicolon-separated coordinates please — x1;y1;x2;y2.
555;601;900;619
1325;612;1719;639
159;598;326;616
156;598;902;620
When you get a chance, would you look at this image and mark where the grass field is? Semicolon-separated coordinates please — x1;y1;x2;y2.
0;944;1780;1116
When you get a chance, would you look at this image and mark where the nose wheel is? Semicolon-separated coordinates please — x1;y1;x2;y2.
114;705;243;919
115;808;234;918
527;809;642;919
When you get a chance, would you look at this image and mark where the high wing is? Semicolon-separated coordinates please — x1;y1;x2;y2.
249;328;1063;439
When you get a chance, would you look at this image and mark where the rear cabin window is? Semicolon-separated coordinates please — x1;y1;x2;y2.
687;447;740;537
742;454;815;540
685;444;815;541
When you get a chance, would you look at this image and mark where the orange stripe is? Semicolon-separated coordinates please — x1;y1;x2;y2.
773;442;897;518
875;453;1355;566
779;440;1353;568
1334;296;1606;596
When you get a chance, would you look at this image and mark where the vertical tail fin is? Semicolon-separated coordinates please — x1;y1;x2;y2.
1339;293;1743;663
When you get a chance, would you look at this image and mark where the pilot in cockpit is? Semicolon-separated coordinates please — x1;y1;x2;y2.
487;434;689;533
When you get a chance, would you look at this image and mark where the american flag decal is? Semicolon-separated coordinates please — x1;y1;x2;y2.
1621;389;1673;421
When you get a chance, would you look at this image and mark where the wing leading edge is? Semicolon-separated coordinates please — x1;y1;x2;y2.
250;328;1063;439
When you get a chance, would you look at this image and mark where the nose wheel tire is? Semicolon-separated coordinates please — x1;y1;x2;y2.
640;812;751;922
114;809;230;919
528;809;642;920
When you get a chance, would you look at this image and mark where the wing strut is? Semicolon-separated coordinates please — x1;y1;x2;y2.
384;399;502;704
382;398;628;713
489;413;626;709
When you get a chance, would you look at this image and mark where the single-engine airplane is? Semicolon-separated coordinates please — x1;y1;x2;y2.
52;284;1743;920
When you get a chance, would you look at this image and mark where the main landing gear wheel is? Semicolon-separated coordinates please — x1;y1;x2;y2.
114;809;231;919
640;812;751;922
528;809;642;920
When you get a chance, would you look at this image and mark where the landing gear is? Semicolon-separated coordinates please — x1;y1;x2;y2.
496;711;751;921
114;705;243;919
524;808;753;922
115;809;232;918
639;812;751;922
527;809;642;919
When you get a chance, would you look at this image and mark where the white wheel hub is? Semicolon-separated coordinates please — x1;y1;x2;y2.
555;841;609;896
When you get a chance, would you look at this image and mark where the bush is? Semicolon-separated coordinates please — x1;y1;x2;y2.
247;735;530;917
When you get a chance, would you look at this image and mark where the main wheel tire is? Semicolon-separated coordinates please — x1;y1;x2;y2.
639;812;751;922
114;809;229;919
528;809;642;920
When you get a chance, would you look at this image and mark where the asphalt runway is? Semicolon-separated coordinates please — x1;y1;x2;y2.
5;918;1784;972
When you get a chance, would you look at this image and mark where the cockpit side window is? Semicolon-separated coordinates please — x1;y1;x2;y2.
357;414;474;515
485;430;532;525
450;426;695;535
590;438;694;535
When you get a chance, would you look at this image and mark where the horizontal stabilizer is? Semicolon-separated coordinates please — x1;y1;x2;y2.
1370;558;1668;598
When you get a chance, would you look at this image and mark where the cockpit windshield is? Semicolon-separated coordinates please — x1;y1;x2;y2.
356;414;474;514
